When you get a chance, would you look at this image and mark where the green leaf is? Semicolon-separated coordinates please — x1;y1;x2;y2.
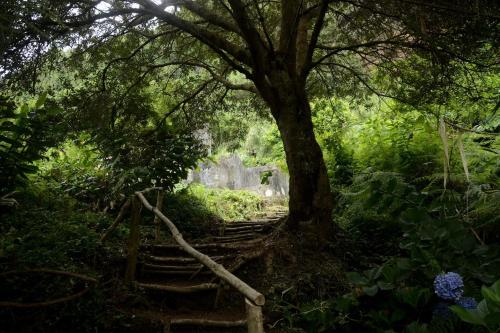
405;321;428;333
400;208;431;225
0;121;18;131
35;92;48;108
482;281;500;306
0;108;16;117
377;281;395;291
450;305;486;326
397;287;430;309
362;285;379;296
17;164;38;173
387;177;398;192
395;258;411;271
0;134;18;145
365;266;383;280
19;104;29;116
346;272;368;285
484;312;500;328
476;300;490;318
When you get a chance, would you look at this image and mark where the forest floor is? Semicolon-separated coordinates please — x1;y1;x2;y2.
0;195;349;332
114;218;347;332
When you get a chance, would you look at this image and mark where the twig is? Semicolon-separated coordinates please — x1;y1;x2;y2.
100;198;132;242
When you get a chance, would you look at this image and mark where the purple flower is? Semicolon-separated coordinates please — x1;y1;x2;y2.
456;297;477;310
434;272;464;301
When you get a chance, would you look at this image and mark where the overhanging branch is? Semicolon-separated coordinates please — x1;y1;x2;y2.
138;0;252;69
160;78;216;123
179;0;241;34
101;29;178;91
148;60;257;93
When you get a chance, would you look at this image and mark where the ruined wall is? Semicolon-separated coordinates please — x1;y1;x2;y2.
187;154;289;197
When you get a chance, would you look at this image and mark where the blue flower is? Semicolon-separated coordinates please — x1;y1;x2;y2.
456;297;477;310
433;302;453;319
434;272;464;300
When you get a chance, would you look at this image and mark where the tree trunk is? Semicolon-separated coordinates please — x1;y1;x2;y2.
257;69;334;242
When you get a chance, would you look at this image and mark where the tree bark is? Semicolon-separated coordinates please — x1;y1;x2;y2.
257;68;334;242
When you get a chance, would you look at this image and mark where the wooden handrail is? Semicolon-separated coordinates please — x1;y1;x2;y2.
135;191;265;306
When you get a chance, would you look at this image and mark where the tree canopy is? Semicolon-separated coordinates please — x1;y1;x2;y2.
1;0;499;239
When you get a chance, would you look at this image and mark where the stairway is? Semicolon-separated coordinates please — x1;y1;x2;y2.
129;209;287;332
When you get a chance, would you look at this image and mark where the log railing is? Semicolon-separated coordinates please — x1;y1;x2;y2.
124;187;265;333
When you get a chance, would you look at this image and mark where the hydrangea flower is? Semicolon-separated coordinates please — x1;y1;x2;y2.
433;302;453;319
434;272;464;300
456;297;477;310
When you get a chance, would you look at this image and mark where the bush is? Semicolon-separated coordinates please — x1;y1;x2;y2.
0;187;116;332
0;203;109;271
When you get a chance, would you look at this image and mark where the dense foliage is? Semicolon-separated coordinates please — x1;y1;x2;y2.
267;94;500;332
2;0;497;235
0;1;498;332
0;95;64;194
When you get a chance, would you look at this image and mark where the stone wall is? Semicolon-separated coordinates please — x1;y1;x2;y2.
187;154;289;197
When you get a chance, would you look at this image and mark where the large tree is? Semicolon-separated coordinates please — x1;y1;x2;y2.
1;0;498;239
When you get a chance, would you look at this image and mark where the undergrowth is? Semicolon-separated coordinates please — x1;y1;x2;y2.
170;183;265;222
272;171;499;332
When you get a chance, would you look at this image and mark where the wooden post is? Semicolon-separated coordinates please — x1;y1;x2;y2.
125;196;141;283
264;251;274;275
213;279;224;309
246;298;264;333
163;319;171;333
153;190;165;242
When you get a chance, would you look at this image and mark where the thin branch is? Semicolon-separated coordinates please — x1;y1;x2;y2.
101;29;177;91
227;0;269;73
189;62;257;92
138;0;252;67
147;60;257;92
443;119;500;136
321;60;402;100
252;0;275;53
36;8;142;30
312;37;413;68
179;0;241;34
301;0;329;80
398;0;500;19
160;79;216;123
